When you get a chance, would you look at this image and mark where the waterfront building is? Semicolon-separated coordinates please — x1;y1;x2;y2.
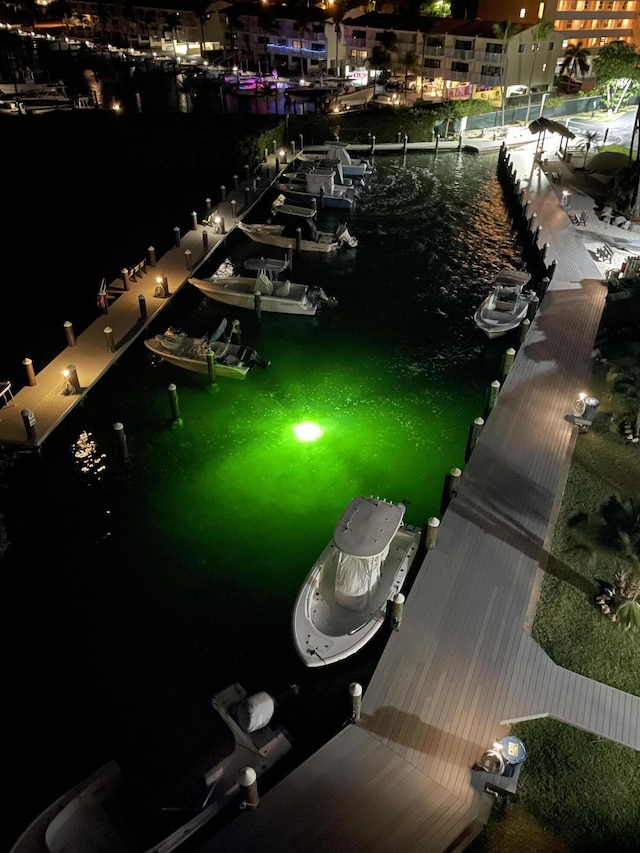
478;0;640;81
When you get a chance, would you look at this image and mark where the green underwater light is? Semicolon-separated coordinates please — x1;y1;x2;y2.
294;421;323;442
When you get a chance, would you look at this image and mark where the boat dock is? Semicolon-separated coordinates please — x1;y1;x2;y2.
0;138;479;453
197;147;640;853
0;167;282;452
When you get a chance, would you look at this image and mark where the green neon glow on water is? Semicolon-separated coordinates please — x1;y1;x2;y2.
9;151;522;712
294;421;323;442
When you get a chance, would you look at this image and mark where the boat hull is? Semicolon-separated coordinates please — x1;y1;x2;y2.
292;524;421;668
275;185;354;210
189;276;319;315
9;684;291;853
143;333;269;378
238;222;342;253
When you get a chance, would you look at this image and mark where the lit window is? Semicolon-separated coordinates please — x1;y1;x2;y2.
520;7;526;16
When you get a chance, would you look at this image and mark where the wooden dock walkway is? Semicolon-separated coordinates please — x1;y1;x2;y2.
0;175;272;451
198;148;639;853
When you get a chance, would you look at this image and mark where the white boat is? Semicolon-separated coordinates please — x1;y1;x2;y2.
473;269;538;339
298;142;373;178
292;496;422;668
189;257;337;316
144;320;270;378
239;199;358;253
9;682;293;853
0;84;73;115
275;167;358;210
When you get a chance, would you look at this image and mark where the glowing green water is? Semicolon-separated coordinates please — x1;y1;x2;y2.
6;152;521;842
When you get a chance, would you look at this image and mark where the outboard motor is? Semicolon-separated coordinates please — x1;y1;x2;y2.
336;223;358;248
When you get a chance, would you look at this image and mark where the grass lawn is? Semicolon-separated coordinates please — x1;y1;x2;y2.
468;339;640;853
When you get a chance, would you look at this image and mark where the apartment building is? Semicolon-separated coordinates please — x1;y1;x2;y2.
59;1;556;98
478;0;640;76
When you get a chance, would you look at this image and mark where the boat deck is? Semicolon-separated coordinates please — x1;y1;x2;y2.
196;148;640;852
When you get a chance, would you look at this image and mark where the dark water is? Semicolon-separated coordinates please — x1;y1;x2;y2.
4;150;522;849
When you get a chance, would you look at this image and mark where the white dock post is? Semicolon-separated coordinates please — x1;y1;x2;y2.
426;516;440;549
391;593;405;631
167;383;180;422
173;226;181;247
113;422;129;461
190;210;198;230
502;347;516;378
148;245;156;267
239;767;260;809
487;380;500;413
66;364;81;393
185;249;192;270
349;682;362;722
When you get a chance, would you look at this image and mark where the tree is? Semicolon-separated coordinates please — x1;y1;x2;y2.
365;32;397;99
593;40;640;114
330;0;347;78
492;20;522;128
418;16;438;99
561;40;591;80
580;129;599;169
396;49;421;103
193;1;212;60
524;18;554;124
166;11;180;61
365;45;390;96
437;99;457;136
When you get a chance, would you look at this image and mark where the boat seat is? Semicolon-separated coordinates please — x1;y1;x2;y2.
494;298;516;312
276;280;291;297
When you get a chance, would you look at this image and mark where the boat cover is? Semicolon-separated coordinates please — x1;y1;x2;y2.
333;498;404;611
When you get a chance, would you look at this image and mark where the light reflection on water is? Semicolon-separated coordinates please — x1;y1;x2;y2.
5;150;523;848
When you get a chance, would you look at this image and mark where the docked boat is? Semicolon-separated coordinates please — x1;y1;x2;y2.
239;198;358;253
144;320;269;378
275;167;358;210
292;496;422;668
189;257;337;316
473;269;538;339
298;142;373;178
9;682;293;853
0;84;73;115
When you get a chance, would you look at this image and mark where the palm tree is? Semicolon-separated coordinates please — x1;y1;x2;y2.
418;16;438;100
491;20;522;128
330;0;347;79
524;18;554;124
561;40;591;80
193;0;211;60
580;130;599;169
397;49;421;103
365;44;391;100
166;11;180;61
438;99;457;137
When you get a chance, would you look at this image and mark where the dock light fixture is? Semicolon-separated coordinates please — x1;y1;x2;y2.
294;421;323;443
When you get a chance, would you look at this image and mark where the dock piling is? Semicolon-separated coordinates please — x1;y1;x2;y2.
167;383;180;422
426;516;440;549
66;364;81;393
185;249;192;271
21;408;37;441
173;226;181;248
104;326;115;352
239;767;259;810
349;682;362;722
64;320;76;347
148;246;156;267
190;210;198;231
22;357;36;386
113;421;129;462
138;294;147;320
